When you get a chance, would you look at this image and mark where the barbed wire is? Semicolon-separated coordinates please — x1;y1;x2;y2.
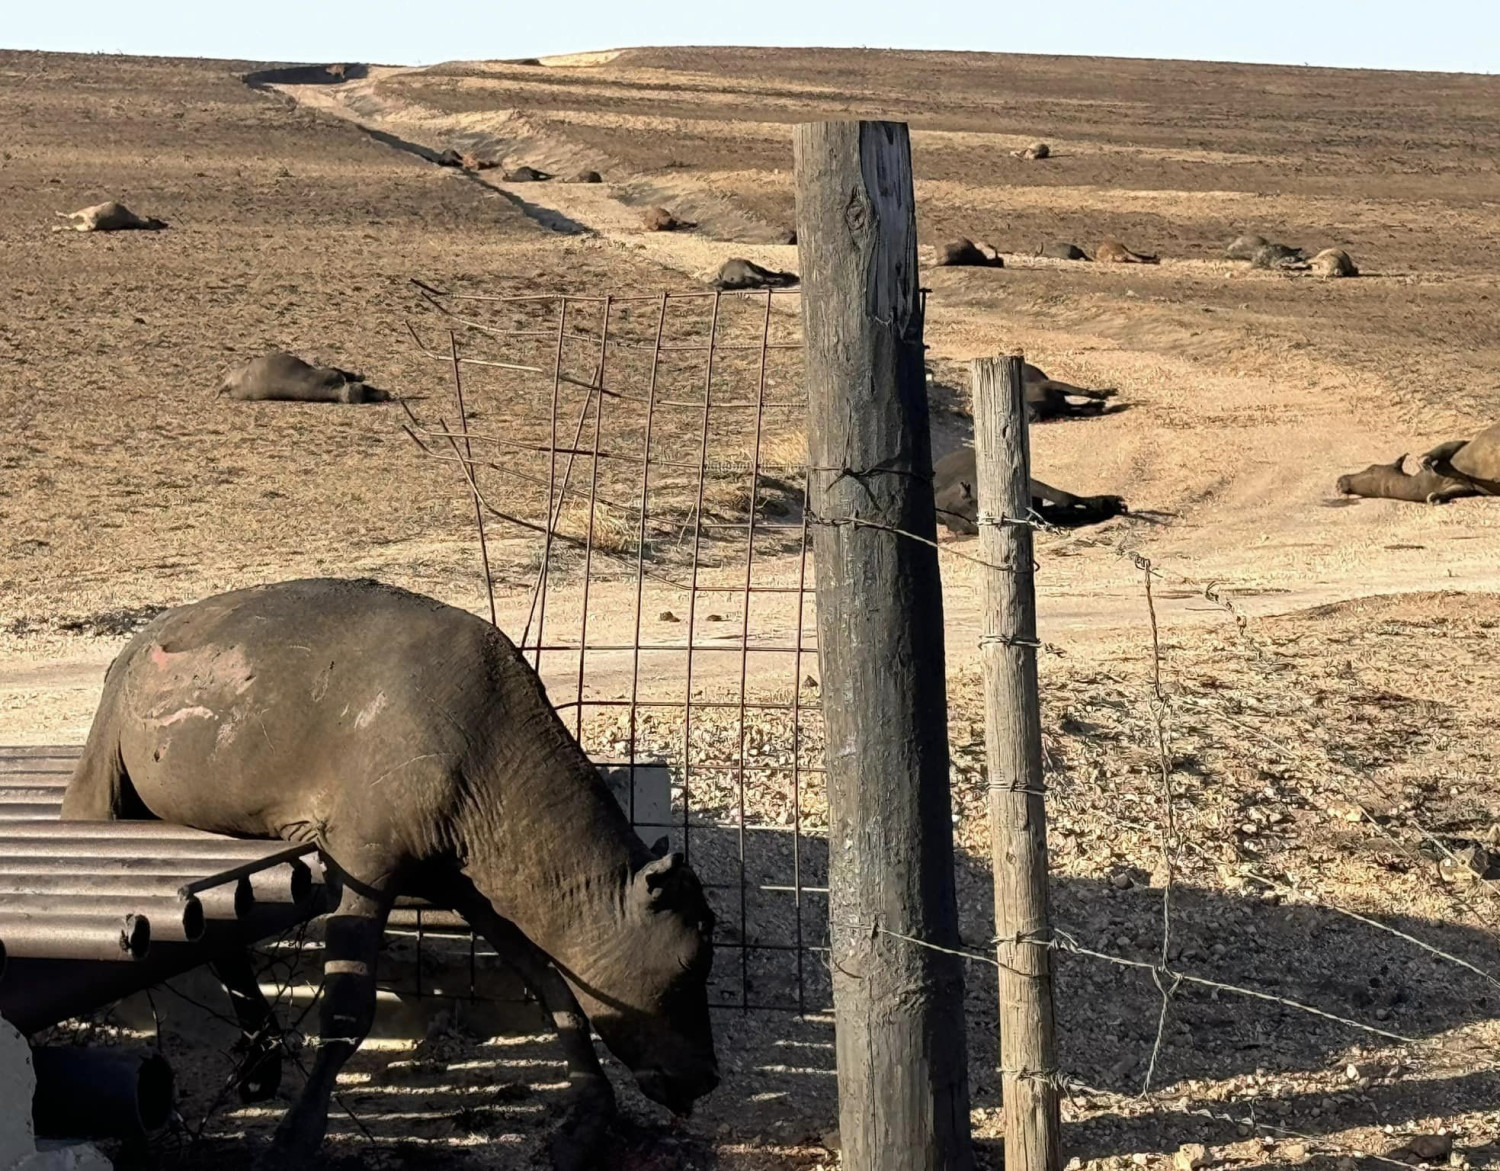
1130;552;1183;1097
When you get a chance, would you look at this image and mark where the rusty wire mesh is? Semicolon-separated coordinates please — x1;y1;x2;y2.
402;279;829;1014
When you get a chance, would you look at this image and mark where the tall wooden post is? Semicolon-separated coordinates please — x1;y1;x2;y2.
795;120;973;1171
972;355;1062;1171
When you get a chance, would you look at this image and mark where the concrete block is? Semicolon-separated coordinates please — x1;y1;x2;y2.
0;1014;36;1171
15;1143;112;1171
596;760;672;838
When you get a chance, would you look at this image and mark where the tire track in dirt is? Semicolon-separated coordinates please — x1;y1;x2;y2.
260;66;801;285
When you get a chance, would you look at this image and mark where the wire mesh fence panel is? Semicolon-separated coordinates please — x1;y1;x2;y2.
404;281;829;1014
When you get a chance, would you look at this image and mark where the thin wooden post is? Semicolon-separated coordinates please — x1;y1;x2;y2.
972;354;1062;1171
795;119;973;1171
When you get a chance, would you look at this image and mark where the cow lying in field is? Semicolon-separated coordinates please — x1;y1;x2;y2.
934;238;1003;267
933;447;1127;529
1095;238;1158;264
54;201;166;232
218;352;390;404
1338;425;1500;503
1023;363;1120;422
712;258;798;291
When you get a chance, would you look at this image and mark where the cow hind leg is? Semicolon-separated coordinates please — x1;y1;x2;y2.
455;896;614;1171
258;874;391;1169
60;720;146;821
1419;440;1467;472
211;949;284;1103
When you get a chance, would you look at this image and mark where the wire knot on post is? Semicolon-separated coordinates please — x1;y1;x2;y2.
976;510;1036;529
978;632;1043;649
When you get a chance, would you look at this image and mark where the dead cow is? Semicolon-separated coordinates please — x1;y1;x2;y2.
1011;141;1050;160
1251;243;1309;270
1024;363;1119;422
1095;238;1159;264
1418;421;1500;494
503;165;552;182
1336;453;1476;504
933;447;1127;529
63;579;720;1170
217;352;389;404
934;238;1003;267
54;201;166;232
1038;242;1090;261
643;206;689;232
1226;233;1270;260
567;169;604;183
1311;247;1358;278
712;258;799;291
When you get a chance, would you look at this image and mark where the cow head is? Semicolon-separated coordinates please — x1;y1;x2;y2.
1337;453;1407;497
568;852;719;1114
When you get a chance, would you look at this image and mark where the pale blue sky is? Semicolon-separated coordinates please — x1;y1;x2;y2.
5;0;1496;74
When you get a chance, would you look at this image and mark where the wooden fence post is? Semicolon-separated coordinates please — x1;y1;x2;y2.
972;354;1062;1171
795;119;974;1171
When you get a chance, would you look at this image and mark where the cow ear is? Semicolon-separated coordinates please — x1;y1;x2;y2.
638;852;685;903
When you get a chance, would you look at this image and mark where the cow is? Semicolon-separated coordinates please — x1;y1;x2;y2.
217;352;389;404
54;202;166;232
934;239;1003;267
1095;238;1159;264
62;579;721;1170
712;258;799;291
642;206;689;232
1310;248;1358;278
933;447;1127;528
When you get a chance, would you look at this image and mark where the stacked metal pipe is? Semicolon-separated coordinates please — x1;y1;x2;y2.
0;746;315;972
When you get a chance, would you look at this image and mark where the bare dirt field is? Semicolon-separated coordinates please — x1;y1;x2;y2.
4;43;1500;1171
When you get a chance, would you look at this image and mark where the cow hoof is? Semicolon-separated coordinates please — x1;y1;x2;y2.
548;1078;615;1171
236;1046;283;1104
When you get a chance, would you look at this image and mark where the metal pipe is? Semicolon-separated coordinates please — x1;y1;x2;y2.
31;1047;174;1137
0;900;318;1030
192;860;312;906
0;894;202;942
0;874;250;920
0;912;149;960
0;838;309;861
0;804;64;820
0;821;257;841
0;855;313;904
0;788;63;803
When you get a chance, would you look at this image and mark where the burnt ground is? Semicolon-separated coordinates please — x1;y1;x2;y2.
3;43;1500;1171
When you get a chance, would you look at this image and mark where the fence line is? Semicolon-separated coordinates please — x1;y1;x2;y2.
396;274;1492;1164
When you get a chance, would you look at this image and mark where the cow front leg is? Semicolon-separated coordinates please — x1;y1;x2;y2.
457;898;614;1171
258;879;389;1169
210;948;283;1103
